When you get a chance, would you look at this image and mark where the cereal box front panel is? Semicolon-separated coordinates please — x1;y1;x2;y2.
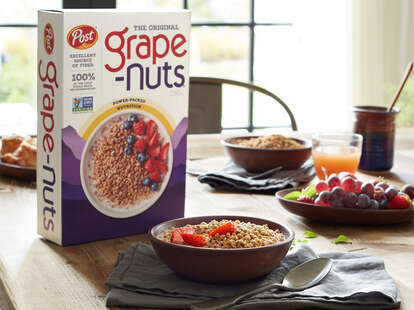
41;10;190;245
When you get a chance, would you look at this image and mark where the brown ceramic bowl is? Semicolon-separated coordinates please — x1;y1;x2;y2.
221;136;311;172
276;188;414;225
148;215;294;284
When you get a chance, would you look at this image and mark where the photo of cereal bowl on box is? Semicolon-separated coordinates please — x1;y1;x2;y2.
80;110;173;218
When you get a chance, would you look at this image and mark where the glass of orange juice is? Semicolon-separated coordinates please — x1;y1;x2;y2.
312;133;363;180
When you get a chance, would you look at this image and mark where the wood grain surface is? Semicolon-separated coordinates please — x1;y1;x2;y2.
0;134;413;309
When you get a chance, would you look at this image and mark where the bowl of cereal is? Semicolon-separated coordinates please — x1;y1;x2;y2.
149;215;294;284
221;134;311;172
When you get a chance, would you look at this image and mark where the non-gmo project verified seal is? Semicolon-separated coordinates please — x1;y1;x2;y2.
72;96;93;113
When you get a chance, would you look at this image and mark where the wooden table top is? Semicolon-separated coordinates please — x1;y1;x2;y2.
1;134;414;310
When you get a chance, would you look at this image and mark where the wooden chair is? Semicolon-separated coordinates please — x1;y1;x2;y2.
188;77;297;134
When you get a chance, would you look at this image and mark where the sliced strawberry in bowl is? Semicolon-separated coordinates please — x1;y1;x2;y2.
170;230;184;244
170;227;195;244
209;222;237;237
147;120;158;140
160;142;169;161
149;145;160;158
181;233;208;247
149;132;159;148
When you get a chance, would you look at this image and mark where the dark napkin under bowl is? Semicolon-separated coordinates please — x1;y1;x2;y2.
148;215;294;284
221;136;312;173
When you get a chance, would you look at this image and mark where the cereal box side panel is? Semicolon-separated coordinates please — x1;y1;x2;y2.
59;11;102;245
37;11;64;245
59;11;190;245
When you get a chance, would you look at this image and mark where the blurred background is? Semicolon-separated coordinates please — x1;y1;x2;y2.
0;0;413;136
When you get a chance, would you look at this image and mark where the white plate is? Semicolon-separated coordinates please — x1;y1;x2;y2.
80;109;173;218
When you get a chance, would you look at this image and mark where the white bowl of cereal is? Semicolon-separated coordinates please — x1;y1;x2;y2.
221;135;311;172
148;215;294;284
80;110;173;218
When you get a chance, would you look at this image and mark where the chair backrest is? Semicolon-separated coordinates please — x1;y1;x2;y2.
188;77;297;134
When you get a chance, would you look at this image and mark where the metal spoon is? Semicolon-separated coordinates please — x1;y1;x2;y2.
190;257;333;310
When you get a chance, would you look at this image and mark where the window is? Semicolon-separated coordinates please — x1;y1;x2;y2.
0;1;113;108
2;1;413;133
0;1;60;107
116;0;294;132
0;0;292;132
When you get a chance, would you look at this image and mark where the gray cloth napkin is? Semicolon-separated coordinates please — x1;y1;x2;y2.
105;243;400;309
197;160;315;193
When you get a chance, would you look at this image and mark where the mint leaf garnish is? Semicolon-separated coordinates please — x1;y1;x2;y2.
301;184;316;198
332;235;351;244
304;230;317;238
284;185;316;201
289;240;297;251
284;191;302;200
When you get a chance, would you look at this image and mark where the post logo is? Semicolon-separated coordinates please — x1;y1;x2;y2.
67;25;98;50
44;23;54;55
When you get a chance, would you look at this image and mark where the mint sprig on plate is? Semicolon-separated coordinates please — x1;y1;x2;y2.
283;191;302;200
284;184;316;200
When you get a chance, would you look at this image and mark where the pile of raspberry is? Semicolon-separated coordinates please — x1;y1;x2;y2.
123;113;169;191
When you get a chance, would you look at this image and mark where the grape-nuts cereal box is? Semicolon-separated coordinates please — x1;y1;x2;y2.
37;10;190;245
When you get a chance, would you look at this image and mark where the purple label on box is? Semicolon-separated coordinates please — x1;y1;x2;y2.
60;117;187;245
